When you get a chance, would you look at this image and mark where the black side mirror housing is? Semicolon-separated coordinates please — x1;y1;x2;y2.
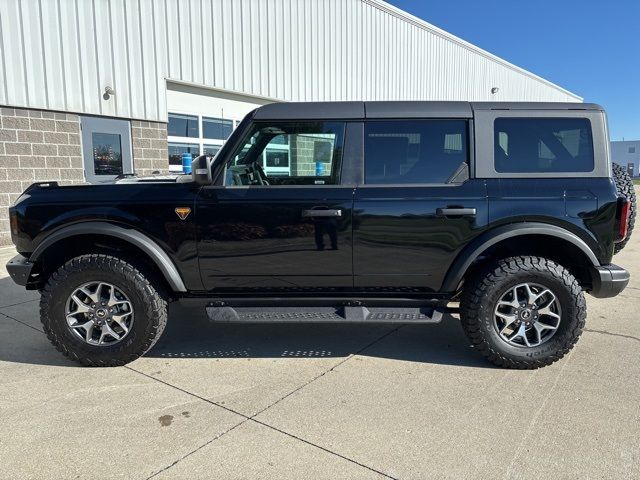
192;155;213;185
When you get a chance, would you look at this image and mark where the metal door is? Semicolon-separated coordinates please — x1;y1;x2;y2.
80;116;133;183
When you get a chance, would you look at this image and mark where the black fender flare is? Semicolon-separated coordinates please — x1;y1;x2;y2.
440;222;600;293
30;222;187;292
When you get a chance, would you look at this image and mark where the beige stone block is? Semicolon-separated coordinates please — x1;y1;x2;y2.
0;180;23;193
3;117;30;130
18;130;44;143
18;156;46;168
0;129;17;142
55;120;78;133
5;168;35;181
57;144;81;156
29;118;56;132
5;143;32;155
28;110;43;118
1;107;15;116
46;157;70;169
68;133;80;145
43;131;68;144
59;168;85;180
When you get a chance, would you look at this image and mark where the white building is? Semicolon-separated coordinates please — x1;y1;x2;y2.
0;0;581;243
611;140;639;177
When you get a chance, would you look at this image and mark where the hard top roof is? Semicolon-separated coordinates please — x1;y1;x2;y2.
252;101;604;120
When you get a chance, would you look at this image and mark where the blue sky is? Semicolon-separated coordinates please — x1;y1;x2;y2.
387;0;640;140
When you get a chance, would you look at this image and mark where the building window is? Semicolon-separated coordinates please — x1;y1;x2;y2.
203;117;234;140
167;112;240;172
168;113;199;138
168;142;199;171
629;146;636;154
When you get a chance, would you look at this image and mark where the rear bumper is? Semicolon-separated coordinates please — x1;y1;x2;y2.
589;264;630;298
6;254;35;287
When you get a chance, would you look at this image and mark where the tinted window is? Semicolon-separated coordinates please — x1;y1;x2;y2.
364;120;468;184
168;113;199;138
225;122;345;186
203;117;234;140
494;118;594;173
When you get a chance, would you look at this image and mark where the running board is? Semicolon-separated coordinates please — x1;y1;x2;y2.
205;306;444;323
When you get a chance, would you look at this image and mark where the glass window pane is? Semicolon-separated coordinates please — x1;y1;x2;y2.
203;145;221;156
364;120;468;184
224;122;345;186
203;117;234;140
168;113;199;138
494;118;594;173
168;142;199;171
92;132;123;176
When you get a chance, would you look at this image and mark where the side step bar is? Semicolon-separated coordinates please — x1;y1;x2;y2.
204;306;444;323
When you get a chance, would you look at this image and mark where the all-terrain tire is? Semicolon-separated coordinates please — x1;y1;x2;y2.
612;162;636;254
40;254;168;367
460;256;586;369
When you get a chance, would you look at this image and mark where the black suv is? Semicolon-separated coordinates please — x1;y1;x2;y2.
6;102;635;369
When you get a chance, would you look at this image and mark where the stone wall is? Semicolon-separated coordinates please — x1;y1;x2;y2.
0;107;84;246
132;120;169;176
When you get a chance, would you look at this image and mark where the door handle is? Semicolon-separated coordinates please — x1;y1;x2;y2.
302;208;342;218
436;207;476;217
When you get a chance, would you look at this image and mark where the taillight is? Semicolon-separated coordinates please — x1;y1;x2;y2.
9;209;18;235
617;198;631;242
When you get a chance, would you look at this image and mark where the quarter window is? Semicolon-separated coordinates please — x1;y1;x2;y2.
224;122;345;186
494;118;594;173
364;120;469;184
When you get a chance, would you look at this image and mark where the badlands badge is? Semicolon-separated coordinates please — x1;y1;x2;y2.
175;207;191;220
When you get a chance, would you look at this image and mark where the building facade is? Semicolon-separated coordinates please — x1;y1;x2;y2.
611;140;640;177
0;0;581;245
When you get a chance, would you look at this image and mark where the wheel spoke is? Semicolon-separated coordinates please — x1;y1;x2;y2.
110;313;131;334
99;324;121;344
509;324;531;347
70;295;91;313
79;286;99;304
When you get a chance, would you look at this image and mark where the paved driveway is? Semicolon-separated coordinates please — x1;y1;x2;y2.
1;219;639;479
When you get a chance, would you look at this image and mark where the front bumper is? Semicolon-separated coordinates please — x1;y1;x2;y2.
6;254;35;287
589;264;630;298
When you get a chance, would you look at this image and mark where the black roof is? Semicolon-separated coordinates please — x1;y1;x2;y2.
251;101;604;120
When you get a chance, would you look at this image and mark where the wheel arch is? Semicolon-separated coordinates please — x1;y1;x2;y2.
29;222;187;293
441;223;600;293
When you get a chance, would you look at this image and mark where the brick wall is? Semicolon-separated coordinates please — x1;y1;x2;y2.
132;120;169;176
0;107;84;246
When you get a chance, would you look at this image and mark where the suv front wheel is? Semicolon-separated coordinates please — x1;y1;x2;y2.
460;256;586;369
40;254;168;366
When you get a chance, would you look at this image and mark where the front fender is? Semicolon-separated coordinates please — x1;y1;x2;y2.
29;222;187;292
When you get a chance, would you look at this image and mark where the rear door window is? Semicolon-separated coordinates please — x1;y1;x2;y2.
364;120;469;184
494;118;594;173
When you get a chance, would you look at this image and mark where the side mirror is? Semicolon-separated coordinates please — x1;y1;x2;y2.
191;155;213;185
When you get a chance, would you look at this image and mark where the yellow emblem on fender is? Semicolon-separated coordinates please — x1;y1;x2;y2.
175;207;191;220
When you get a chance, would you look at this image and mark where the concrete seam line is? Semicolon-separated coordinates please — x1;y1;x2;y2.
250;325;404;419
0;298;39;309
0;310;43;333
250;418;398;480
584;328;640;343
144;419;248;480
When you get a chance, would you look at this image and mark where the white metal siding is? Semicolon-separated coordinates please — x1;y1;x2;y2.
0;0;581;122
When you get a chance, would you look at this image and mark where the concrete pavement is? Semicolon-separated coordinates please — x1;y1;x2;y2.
1;211;639;479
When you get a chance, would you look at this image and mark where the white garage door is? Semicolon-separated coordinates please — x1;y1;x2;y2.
166;82;273;172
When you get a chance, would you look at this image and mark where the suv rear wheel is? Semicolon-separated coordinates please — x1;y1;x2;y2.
40;254;168;366
460;256;586;369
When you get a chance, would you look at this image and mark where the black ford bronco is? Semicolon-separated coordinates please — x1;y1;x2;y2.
7;102;635;369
